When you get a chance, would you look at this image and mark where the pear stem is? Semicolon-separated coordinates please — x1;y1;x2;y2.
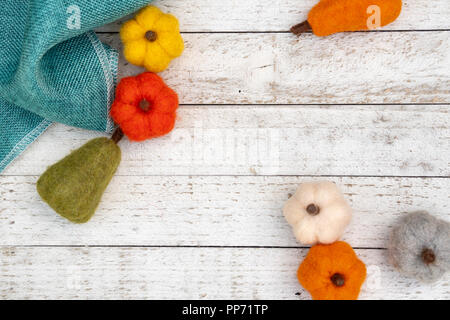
291;20;312;36
111;127;124;144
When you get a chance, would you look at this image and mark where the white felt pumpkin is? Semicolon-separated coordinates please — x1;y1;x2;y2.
283;181;352;245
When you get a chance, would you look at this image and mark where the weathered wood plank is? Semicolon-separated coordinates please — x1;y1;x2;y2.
0;175;448;247
0;246;448;299
98;32;450;104
3;106;449;176
96;0;450;32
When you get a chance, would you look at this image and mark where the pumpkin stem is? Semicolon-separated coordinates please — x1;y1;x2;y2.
290;21;312;36
330;273;345;287
145;31;158;42
139;99;151;112
306;203;320;216
111;127;124;144
421;248;436;265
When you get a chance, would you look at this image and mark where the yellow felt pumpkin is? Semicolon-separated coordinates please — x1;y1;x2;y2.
120;6;184;72
297;241;367;300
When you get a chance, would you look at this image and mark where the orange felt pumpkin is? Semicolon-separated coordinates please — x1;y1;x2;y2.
110;72;179;142
297;241;366;300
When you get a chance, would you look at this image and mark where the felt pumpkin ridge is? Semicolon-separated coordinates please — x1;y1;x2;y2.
291;0;403;37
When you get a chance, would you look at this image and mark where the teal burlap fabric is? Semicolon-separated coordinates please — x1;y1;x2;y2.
0;0;151;172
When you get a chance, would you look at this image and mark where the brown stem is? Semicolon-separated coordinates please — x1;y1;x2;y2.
139;99;151;112
290;20;312;36
145;31;157;42
306;203;320;216
111;127;124;144
421;248;436;265
330;273;345;287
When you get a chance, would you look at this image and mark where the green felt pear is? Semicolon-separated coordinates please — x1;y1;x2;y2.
37;137;121;223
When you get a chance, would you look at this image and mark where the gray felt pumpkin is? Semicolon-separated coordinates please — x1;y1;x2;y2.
388;211;450;283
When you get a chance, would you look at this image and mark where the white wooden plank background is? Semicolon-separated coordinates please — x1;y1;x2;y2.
1;175;448;248
96;0;450;32
1;247;447;300
99;33;450;104
0;0;449;299
3;106;449;176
